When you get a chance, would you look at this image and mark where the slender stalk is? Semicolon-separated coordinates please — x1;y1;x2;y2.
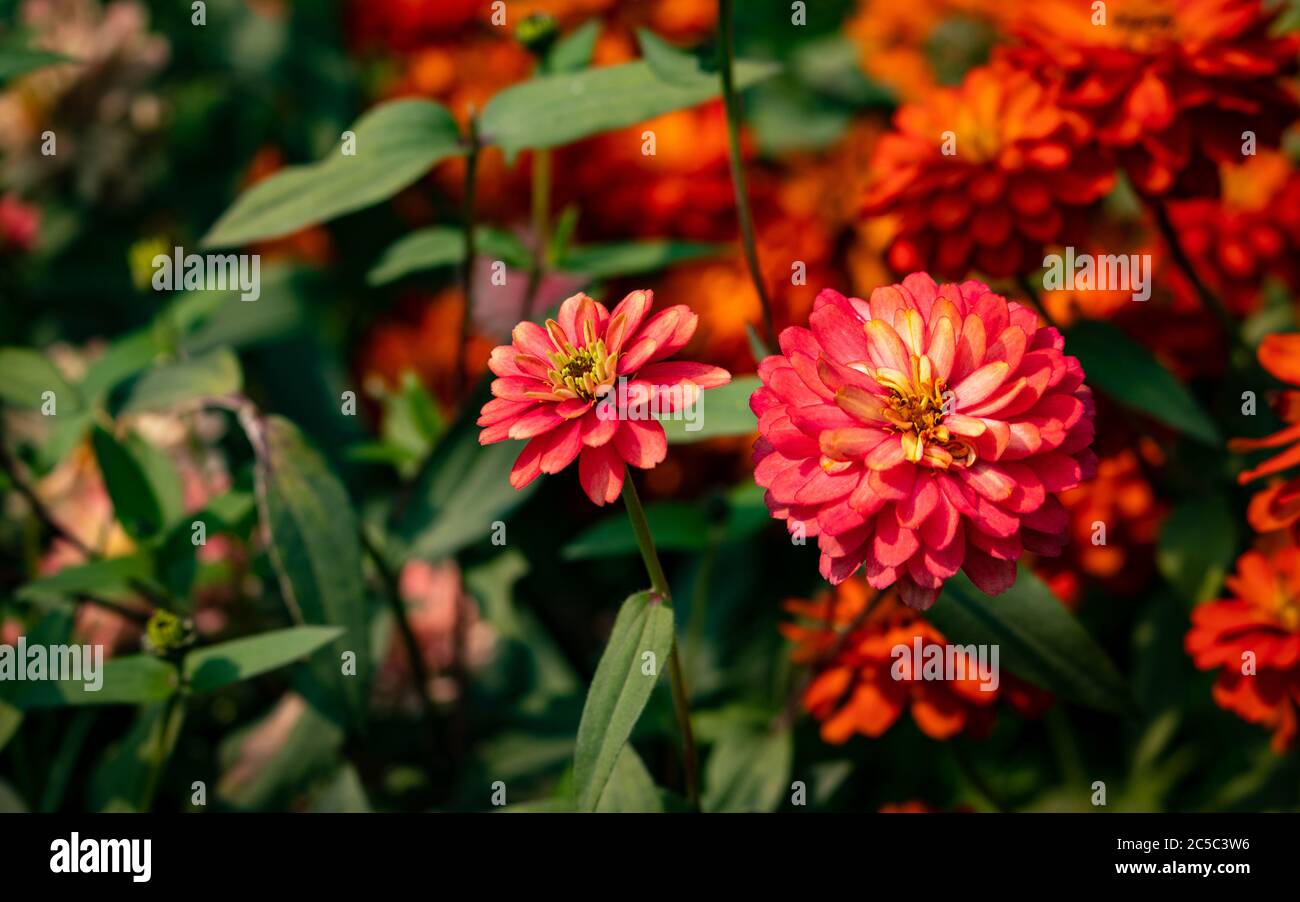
1149;199;1241;348
718;0;776;353
620;469;700;810
359;527;441;749
456;113;482;399
141;693;183;811
522;148;552;322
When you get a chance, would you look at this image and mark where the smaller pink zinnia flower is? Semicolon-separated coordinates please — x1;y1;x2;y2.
0;194;39;253
478;291;731;505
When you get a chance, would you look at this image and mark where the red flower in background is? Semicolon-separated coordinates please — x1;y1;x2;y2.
863;63;1113;279
1165;153;1300;315
1006;0;1300;197
752;274;1096;609
0;194;40;253
783;579;1051;743
479;291;730;505
1231;334;1300;535
1186;547;1300;751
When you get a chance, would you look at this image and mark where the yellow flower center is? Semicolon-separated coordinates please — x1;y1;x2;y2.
545;318;617;402
876;354;975;469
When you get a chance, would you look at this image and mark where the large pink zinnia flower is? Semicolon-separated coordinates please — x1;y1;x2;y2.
479;290;731;505
751;273;1097;610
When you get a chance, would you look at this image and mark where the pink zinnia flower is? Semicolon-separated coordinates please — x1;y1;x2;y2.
751;273;1097;610
479;290;731;505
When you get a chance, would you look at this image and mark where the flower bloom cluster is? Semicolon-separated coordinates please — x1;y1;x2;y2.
752;273;1096;609
783;578;1051;742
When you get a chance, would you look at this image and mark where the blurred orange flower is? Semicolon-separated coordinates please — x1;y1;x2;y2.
845;0;1010;102
1231;333;1300;534
1006;0;1300;197
863;63;1113;279
783;578;1051;744
1186;546;1300;751
1035;444;1165;605
355;290;492;410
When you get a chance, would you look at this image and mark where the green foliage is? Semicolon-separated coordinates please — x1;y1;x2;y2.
202;99;464;247
1065;321;1221;445
251;415;370;725
930;568;1135;716
572;591;676;811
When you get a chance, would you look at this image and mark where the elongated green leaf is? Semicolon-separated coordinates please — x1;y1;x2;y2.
481;56;779;155
8;655;178;709
559;241;719;280
1065;321;1219;445
929;567;1135;715
660;375;759;443
90;700;185;812
1158;495;1237;604
546;20;600;74
120;347;242;414
703;726;792;813
16;554;154;603
0;347;79;411
79;330;160;402
184;626;344;694
91;426;170;539
596;745;665;812
0;45;70;86
399;380;539;561
573;591;675;811
562;485;768;559
202;99;464;247
252;415;369;724
367;226;530;286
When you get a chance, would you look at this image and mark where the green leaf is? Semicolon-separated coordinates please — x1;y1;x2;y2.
596;745;665;812
202;99;464;247
91;426;169;539
563;485;769;560
660;375;759;443
78;330;160;403
184;626;344;695
573;591;675;811
367;226;530;286
564;502;709;560
89;701;185;812
1157;495;1237;604
0;347;79;411
0;698;21;753
252;415;369;724
16;554;154;603
120;347;242;414
8;655;178;709
480;56;779;156
398;381;539;561
0;44;70;86
545;19;601;73
558;240;719;280
703;726;792;813
1065;321;1220;445
929;567;1135;716
636;29;724;87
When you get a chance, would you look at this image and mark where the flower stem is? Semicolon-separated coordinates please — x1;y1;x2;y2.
141;692;183;811
718;0;776;354
1149;199;1242;350
522;148;552;322
620;468;700;810
456;112;481;398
